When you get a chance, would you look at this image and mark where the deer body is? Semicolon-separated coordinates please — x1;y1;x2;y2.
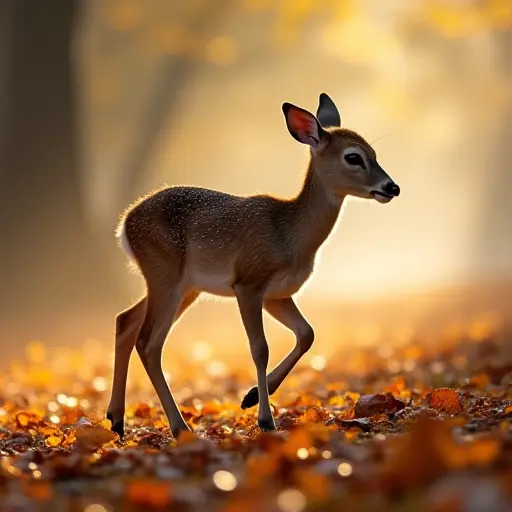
106;94;400;438
120;169;342;300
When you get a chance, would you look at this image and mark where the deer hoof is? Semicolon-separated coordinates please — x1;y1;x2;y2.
258;417;276;432
172;424;193;439
106;412;125;440
241;387;259;409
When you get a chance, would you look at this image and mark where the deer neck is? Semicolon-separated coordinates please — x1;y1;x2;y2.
292;161;345;257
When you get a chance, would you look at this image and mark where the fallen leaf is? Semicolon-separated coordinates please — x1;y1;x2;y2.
336;418;372;432
75;424;118;450
426;388;463;414
100;418;112;430
385;376;407;395
45;435;62;447
25;482;52;501
246;453;279;486
133;403;152;418
354;393;405;418
175;430;198;446
295;468;331;501
126;478;172;508
380;417;502;493
469;373;491;390
281;427;313;458
15;412;43;429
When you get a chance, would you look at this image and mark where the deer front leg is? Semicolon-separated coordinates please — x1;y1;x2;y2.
234;285;275;431
241;296;314;409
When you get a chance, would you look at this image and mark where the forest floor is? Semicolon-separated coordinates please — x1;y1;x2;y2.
1;328;512;512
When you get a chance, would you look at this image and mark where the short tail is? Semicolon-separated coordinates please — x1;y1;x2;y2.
116;217;139;273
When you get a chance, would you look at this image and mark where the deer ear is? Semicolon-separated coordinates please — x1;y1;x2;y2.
282;103;327;148
316;93;341;128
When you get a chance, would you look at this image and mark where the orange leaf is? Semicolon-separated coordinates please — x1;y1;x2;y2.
25;482;52;501
38;425;59;437
347;428;362;441
381;417;501;493
15;412;43;429
380;418;451;491
425;388;463;414
75;424;118;450
386;376;407;395
295;469;331;501
328;395;346;407
133;403;152;418
45;434;62;447
469;373;491;390
201;402;223;415
442;436;501;469
126;479;172;508
100;418;112;430
175;430;198;445
280;428;313;459
246;453;278;486
305;424;336;443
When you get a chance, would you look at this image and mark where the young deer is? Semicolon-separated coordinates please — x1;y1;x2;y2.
106;93;400;438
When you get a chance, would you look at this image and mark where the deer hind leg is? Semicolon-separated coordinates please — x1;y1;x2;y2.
234;284;275;431
106;296;148;439
241;296;314;409
135;282;198;438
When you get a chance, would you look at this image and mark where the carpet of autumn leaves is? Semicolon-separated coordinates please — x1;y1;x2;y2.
1;327;512;512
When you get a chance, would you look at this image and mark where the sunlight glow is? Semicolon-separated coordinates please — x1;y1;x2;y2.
84;505;109;512
337;462;353;477
67;397;78;408
48;402;59;412
207;361;226;376
322;18;401;64
69;0;512;370
310;355;326;371
92;376;108;392
212;470;238;491
277;489;306;512
296;448;309;460
193;341;213;361
206;36;238;66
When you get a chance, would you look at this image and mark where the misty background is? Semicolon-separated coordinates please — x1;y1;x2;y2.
0;0;511;365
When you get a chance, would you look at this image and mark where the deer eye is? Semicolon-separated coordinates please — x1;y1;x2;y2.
344;153;365;168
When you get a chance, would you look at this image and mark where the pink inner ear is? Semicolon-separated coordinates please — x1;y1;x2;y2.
289;109;316;138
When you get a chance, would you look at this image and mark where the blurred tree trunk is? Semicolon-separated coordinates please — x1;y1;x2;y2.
0;1;11;179
0;0;121;345
119;0;235;207
473;30;512;278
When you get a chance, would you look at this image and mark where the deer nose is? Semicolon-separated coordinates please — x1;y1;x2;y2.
384;182;400;197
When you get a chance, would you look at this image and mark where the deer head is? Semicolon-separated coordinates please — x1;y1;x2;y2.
282;93;400;204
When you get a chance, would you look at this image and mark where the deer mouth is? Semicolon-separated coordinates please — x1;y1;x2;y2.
371;191;394;203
